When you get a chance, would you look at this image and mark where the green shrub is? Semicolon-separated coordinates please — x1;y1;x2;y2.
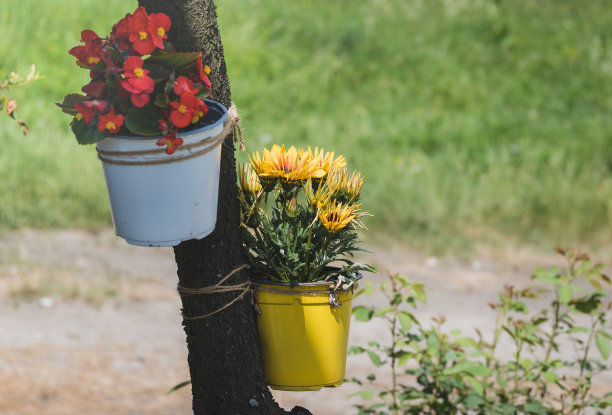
350;248;612;414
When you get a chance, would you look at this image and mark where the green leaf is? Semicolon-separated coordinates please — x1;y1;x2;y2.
353;306;374;322
524;402;548;415
348;346;365;355
463;393;485;408
465;375;484;396
398;352;412;367
373;307;394;317
154;92;170;108
146;51;202;70
56;93;87;115
125;105;162;136
358;389;375;400
496;373;507;389
567;326;589;334
398;311;414;332
573;293;604;314
596;331;611;360
443;360;491;377
542;371;558;383
363;281;374;297
166;380;191;395
71;117;107;145
366;351;383;367
557;284;572;305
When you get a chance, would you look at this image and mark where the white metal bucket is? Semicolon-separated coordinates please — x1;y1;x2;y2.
96;100;228;247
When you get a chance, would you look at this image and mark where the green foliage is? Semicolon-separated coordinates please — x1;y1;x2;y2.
0;0;611;249
240;166;374;286
351;248;612;414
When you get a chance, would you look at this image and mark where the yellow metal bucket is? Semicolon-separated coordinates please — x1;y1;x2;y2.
254;281;355;391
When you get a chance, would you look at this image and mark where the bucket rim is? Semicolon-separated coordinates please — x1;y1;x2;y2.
100;99;228;142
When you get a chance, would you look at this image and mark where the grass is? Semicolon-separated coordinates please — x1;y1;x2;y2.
1;0;611;253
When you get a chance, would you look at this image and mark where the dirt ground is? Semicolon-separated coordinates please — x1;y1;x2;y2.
0;229;610;414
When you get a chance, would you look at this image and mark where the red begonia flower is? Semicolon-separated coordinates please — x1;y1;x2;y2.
149;13;171;49
128;7;155;55
69;29;104;67
173;76;198;95
74;100;109;125
111;15;131;51
194;59;212;91
169;91;203;128
97;108;125;134
156;131;183;155
130;93;151;107
81;81;107;98
120;56;154;107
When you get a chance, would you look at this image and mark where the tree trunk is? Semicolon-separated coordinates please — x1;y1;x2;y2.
136;1;312;414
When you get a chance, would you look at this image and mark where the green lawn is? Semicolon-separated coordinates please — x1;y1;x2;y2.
1;0;611;253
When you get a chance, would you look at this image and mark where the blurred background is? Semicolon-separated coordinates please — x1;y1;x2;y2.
1;0;611;413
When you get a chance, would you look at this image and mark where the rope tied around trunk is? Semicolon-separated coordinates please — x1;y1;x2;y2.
178;263;251;321
178;265;351;321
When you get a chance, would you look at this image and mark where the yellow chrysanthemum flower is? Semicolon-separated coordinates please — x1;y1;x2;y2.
342;171;364;200
238;163;262;196
304;178;332;209
325;167;345;193
308;147;346;178
318;200;362;233
250;144;319;185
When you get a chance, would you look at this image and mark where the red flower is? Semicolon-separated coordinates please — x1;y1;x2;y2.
69;30;104;67
173;76;198;95
156;131;183;155
127;7;155;55
97;108;125;134
74;100;109;125
149;13;171;49
81;81;107;98
111;15;131;51
169;91;203;128
120;56;155;107
194;59;212;91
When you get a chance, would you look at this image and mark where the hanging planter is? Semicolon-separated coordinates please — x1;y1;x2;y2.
57;6;237;246
253;280;356;391
238;144;376;390
96;100;227;246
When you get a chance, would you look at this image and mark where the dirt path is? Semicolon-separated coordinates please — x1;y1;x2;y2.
0;229;609;414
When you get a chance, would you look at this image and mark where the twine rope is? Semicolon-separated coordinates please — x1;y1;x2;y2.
97;102;243;166
178;264;251;321
178;265;352;320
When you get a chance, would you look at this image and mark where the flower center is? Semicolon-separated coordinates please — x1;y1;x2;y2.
106;121;117;131
88;56;100;65
139;31;148;40
178;105;187;114
157;27;165;37
75;112;83;121
133;67;144;78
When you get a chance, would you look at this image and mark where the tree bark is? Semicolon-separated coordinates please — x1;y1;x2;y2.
136;1;312;414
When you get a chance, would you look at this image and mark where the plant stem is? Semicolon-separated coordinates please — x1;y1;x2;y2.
511;339;524;405
539;300;561;398
303;223;313;278
389;275;400;415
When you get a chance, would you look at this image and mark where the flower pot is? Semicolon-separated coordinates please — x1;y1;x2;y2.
96;100;228;247
253;281;355;391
